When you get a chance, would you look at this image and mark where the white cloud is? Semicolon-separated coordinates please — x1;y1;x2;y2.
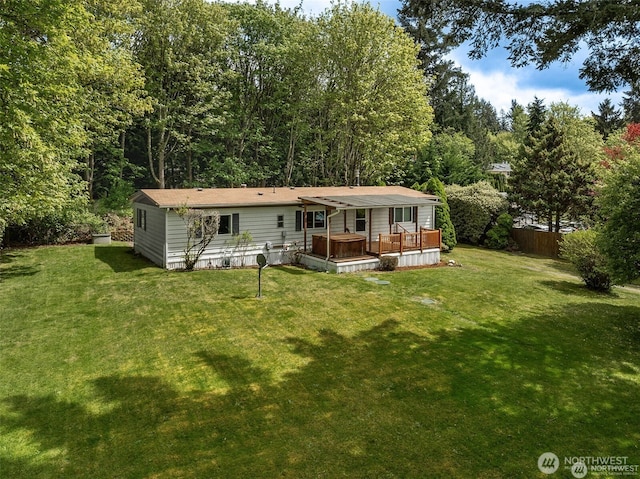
447;52;624;116
466;67;623;116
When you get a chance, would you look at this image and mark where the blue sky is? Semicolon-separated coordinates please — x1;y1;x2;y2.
268;0;625;117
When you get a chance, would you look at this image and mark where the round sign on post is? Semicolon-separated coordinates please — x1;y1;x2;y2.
256;254;267;298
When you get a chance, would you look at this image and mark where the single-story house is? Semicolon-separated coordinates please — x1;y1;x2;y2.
131;186;442;273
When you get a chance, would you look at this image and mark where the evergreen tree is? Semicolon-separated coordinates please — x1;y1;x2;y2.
510;108;601;232
526;97;547;142
423;177;457;251
592;99;624;140
622;82;640;123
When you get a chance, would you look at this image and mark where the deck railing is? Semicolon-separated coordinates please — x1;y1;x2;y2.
377;229;441;255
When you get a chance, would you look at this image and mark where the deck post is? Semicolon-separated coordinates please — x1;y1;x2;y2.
378;234;382;256
400;232;404;255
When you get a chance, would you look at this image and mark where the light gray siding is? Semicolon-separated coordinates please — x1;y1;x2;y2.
164;205;331;269
419;205;435;229
134;202;438;270
133;203;166;267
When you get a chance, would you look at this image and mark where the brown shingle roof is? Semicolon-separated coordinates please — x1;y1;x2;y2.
132;186;438;209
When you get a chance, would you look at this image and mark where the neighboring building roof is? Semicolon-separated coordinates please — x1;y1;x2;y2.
132;186;439;209
488;162;512;174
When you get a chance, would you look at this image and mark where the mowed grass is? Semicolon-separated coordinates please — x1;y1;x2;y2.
1;244;639;478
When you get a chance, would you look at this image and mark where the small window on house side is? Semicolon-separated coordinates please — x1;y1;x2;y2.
219;214;239;235
136;208;146;230
295;210;303;231
219;215;231;235
277;214;284;228
393;207;413;223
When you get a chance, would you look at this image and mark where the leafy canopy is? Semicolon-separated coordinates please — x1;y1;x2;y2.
400;0;640;92
598;124;640;283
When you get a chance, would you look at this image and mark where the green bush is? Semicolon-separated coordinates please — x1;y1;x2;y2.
560;230;612;291
445;181;508;244
422;177;457;251
485;213;513;250
379;255;398;271
4;209;106;246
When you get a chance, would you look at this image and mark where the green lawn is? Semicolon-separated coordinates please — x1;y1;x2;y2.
1;244;639;478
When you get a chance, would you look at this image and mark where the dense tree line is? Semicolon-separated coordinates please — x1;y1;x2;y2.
2;0;640;282
123;0;433;192
1;0;433;242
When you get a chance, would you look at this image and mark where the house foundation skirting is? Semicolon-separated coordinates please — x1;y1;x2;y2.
162;245;440;272
300;248;440;273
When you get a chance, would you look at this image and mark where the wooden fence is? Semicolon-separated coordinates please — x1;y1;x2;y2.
511;228;564;258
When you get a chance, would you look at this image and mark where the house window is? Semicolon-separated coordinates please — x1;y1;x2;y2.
306;210;326;229
295;210;303;231
277;214;284;228
136;208;146;230
393;207;413;223
356;209;366;232
219;213;240;235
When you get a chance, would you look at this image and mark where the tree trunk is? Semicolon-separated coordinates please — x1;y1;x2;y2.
86;152;95;199
147;126;161;188
186;126;193;185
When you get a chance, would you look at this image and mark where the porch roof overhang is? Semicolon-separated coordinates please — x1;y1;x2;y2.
299;194;441;210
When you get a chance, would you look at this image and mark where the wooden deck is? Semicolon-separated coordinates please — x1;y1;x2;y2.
370;229;441;256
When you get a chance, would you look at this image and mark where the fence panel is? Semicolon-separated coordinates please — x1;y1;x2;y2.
511;229;563;258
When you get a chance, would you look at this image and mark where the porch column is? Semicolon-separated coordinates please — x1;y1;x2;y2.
303;204;308;253
368;209;372;248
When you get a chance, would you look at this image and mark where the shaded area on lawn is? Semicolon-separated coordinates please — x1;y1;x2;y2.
0;250;39;281
2;303;640;479
94;245;152;273
539;280;621;298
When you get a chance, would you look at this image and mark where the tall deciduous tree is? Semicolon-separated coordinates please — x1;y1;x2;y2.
313;2;433;185
132;0;230;188
0;0;144;241
212;2;315;187
413;130;482;186
78;0;150;200
400;0;640;92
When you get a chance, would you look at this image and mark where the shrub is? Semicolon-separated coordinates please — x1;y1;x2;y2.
485;213;513;250
379;255;398;271
445;181;508;244
560;230;612;291
4;209;106;246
